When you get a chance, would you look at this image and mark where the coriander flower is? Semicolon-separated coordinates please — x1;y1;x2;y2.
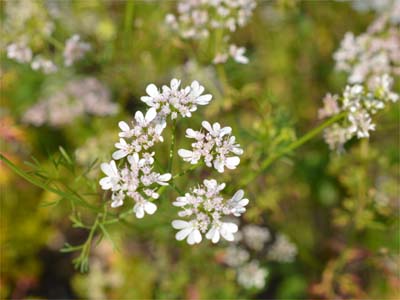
320;74;398;151
99;152;171;217
63;34;91;66
237;261;268;290
178;121;243;173
141;79;212;121
113;108;164;160
6;42;32;63
172;179;247;245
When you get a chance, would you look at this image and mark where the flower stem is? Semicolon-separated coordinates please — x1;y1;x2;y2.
168;119;177;173
242;112;347;186
0;154;99;212
124;0;135;34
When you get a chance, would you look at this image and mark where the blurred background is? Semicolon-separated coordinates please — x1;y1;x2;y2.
0;0;399;299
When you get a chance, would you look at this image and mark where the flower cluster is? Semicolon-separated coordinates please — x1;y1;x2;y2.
166;0;256;40
213;44;249;64
267;234;298;263
3;0;90;74
237;261;268;290
221;224;296;289
333;3;400;86
178;121;243;173
166;0;256;64
23;78;117;127
171;180;248;245
141;79;212;123
321;75;398;151
63;34;91;66
100;153;171;218
242;224;271;251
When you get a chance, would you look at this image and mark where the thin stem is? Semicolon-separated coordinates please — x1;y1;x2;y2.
45;35;64;51
124;0;135;34
168;119;177;173
172;161;204;180
0;154;99;212
242;112;347;187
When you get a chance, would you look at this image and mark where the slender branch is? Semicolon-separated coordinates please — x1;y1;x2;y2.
124;0;135;34
168;119;177;173
172;161;204;180
242;112;347;186
0;154;99;212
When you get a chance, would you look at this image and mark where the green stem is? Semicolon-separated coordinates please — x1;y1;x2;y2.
45;35;64;51
172;161;204;180
168;119;177;173
124;0;135;34
242;112;347;186
0;154;99;212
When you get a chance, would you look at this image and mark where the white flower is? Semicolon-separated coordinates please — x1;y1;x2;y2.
177;149;201;164
31;56;57;74
134;107;157;127
267;234;297;263
6;42;32;63
179;121;242;172
172;179;247;245
133;200;157;218
111;190;124;208
99;160;120;191
155;173;172;185
229;44;249;64
113;138;132;160
172;220;202;245
237;261;268;289
206;221;238;243
63;34;91;66
227;190;249;217
140;79;212;120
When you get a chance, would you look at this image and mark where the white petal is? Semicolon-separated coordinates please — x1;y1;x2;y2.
99;177;112;190
111;198;123;208
112;149;128;160
145;108;157;123
146;83;159;97
226;156;240;169
201;121;213;133
118;121;130;132
187;229;202;245
232;189;244;202
178;149;193;158
158;173;172;182
176;228;192;241
134;111;144;124
144;201;157;215
100;162;114;177
196;94;212;105
172;220;189;229
134;204;144;219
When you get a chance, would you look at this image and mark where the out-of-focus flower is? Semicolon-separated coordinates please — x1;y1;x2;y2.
6;42;32;63
237;261;268;289
223;246;250;267
242;225;271;251
267;234;298;263
334;2;400;86
166;0;256;64
320;74;398;151
23;78;117;127
31;56;57;74
63;34;91;66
